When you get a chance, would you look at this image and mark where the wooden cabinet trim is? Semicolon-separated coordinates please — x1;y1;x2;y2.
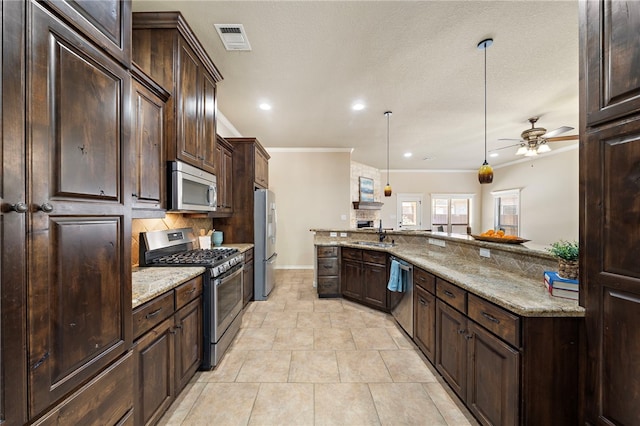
133;291;175;340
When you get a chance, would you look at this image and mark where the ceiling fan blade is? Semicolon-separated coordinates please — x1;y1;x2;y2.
498;138;523;142
543;126;574;138
546;134;579;142
489;143;522;152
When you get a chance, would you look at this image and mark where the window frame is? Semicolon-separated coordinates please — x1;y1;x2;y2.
430;193;474;233
491;188;521;236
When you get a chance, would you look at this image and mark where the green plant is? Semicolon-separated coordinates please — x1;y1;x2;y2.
547;240;579;261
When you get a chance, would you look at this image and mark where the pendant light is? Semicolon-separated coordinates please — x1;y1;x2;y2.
384;111;393;197
477;38;494;184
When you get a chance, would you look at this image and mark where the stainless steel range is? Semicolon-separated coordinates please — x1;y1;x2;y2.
139;228;244;369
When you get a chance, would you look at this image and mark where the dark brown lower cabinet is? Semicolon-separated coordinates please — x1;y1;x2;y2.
135;317;175;426
466;322;519;426
175;297;203;392
435;300;467;398
340;248;388;310
414;284;436;362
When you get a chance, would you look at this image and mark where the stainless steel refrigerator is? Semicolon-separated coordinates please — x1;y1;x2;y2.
254;189;277;300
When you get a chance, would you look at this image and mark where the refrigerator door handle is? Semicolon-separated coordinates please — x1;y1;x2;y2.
266;253;278;264
272;204;277;244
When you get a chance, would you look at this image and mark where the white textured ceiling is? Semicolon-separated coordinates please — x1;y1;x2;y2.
132;0;579;171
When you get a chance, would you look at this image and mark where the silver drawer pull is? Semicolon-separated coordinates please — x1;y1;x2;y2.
187;287;196;294
145;308;162;319
481;311;500;324
419;298;427;306
444;290;455;298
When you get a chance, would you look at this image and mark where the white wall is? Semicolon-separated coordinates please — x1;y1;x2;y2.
380;170;482;232
480;147;579;247
267;149;351;268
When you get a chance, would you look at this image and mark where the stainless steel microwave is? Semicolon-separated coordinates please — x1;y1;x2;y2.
168;160;217;212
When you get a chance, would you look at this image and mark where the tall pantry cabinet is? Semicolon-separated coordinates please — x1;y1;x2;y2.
1;1;134;424
581;1;640;424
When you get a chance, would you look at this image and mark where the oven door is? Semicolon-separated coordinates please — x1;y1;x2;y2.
212;264;244;342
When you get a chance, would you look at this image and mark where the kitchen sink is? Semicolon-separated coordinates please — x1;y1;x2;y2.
353;241;395;248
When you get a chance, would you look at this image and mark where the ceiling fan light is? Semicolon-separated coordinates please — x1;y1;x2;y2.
537;143;551;153
524;148;538;157
516;145;528;155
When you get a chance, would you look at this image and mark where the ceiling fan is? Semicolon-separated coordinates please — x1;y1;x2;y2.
493;117;579;157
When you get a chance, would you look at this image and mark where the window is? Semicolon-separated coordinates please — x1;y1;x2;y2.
492;189;520;236
431;194;473;234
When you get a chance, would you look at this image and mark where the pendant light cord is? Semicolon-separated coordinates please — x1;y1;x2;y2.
483;43;487;164
386;112;390;184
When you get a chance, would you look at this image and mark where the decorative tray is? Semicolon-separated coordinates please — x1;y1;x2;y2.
470;234;530;244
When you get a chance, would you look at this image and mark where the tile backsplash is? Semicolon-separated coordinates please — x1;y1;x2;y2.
132;214;213;266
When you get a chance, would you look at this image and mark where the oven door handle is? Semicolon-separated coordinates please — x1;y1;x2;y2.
217;264;243;286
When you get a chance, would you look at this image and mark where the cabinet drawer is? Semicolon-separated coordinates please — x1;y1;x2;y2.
414;267;436;294
342;247;362;261
317;276;340;295
244;248;254;262
436;278;467;313
133;291;175;340
317;246;338;258
468;294;520;347
175;276;203;309
317;258;339;276
363;250;386;265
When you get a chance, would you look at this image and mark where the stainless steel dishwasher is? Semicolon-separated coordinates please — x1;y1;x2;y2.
389;256;413;338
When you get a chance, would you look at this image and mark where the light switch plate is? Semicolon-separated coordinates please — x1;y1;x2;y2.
340;232;347;237
479;248;491;258
329;232;337;237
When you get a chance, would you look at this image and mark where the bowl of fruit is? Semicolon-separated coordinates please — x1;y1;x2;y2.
471;229;530;244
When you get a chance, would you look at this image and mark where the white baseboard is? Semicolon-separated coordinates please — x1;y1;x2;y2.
275;265;314;270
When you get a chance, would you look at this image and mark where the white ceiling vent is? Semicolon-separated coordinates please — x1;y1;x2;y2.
214;24;251;51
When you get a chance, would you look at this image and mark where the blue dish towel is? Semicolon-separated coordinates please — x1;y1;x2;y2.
387;259;404;292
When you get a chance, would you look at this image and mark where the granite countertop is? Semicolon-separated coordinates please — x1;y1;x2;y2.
316;241;584;318
132;266;205;309
219;243;254;253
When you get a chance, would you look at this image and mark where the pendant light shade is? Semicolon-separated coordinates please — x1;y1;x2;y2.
384;111;393;197
477;38;494;184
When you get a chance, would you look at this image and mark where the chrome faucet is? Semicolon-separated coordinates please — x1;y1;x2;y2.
378;220;387;242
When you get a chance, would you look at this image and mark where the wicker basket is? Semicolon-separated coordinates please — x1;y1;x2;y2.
558;259;579;280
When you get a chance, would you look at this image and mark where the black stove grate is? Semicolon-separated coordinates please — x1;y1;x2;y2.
147;247;239;267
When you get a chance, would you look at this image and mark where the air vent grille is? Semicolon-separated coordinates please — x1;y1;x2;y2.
214;24;251;51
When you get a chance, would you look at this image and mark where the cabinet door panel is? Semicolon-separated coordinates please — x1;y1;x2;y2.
176;38;200;165
414;285;436;362
585;1;640;125
135;317;175;426
41;0;131;66
341;259;362;300
222;145;233;209
467;322;519;426
435;300;466;399
28;217;127;414
133;79;164;208
201;71;217;173
363;263;386;309
175;297;202;391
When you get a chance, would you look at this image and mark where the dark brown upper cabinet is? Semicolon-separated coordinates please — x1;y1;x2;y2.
213;135;234;216
40;0;131;67
132;12;223;175
131;64;170;217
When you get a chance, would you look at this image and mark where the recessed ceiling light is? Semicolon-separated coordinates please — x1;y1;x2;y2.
403;152;413;158
490;152;499;158
259;103;272;111
352;102;365;111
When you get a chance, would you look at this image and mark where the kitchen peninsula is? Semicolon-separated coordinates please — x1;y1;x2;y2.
312;228;584;424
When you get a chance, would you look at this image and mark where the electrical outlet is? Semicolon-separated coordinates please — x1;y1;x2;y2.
480;248;491;258
340;232;347;237
329;232;337;237
428;238;446;247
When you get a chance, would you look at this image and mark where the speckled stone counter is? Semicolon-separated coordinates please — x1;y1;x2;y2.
311;229;584;318
132;266;205;308
217;243;254;253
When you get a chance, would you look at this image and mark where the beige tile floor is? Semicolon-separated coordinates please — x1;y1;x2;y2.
159;269;478;426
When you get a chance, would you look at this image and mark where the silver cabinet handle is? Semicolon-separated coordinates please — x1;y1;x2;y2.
10;202;28;213
39;203;54;213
